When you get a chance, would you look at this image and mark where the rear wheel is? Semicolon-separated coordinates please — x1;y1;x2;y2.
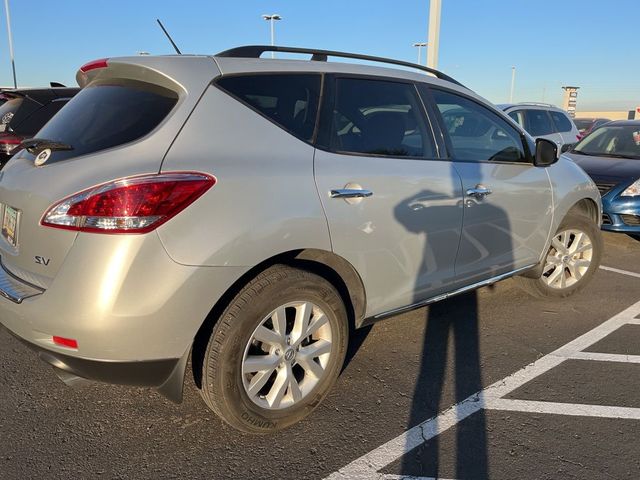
199;265;348;433
515;213;602;298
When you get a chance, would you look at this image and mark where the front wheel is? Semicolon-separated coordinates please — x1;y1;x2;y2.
199;265;348;433
515;213;602;298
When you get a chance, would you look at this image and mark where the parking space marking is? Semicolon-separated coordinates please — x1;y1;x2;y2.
600;265;640;278
327;299;640;480
565;351;640;363
486;398;640;420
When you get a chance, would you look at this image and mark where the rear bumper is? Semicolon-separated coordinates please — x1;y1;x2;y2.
5;324;177;386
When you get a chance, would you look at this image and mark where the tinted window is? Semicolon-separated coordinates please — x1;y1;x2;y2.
328;78;435;158
10;100;69;135
217;74;321;142
431;89;526;162
508;110;526;128
549;110;573;133
0;98;22;132
25;80;178;163
525;109;555;136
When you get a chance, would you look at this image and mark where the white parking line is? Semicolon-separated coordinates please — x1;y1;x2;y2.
327;298;640;480
486;398;640;420
565;351;640;364
599;265;640;278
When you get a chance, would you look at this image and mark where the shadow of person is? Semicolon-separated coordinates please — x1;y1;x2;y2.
395;161;514;478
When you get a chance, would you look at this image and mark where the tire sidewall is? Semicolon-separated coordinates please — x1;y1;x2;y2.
204;269;348;433
535;214;602;298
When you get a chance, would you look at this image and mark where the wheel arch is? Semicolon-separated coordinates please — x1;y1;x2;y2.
567;197;600;224
190;248;366;390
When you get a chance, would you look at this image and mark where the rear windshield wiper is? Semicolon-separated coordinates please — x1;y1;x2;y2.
20;138;73;155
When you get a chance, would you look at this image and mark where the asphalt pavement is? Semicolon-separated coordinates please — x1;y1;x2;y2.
1;232;639;479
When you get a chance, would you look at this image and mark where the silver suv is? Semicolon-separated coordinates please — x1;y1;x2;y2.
498;102;581;153
0;46;602;433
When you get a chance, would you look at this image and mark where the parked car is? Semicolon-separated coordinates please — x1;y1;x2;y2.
0;86;79;168
574;117;612;139
498;103;581;153
564;120;640;233
0;47;602;433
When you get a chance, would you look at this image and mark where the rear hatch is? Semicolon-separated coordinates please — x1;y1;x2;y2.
0;56;220;287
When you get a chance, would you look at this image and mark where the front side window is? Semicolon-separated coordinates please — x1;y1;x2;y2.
549;110;573;133
431;89;526;163
216;74;321;142
328;78;435;158
525;109;555;136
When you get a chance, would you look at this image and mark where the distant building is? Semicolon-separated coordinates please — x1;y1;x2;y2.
562;86;580;117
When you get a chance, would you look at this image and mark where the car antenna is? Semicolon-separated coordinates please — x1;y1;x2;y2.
156;19;182;55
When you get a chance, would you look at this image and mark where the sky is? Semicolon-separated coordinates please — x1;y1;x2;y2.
0;0;637;111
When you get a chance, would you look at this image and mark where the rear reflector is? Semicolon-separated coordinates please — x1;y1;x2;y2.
79;58;109;73
53;336;78;349
41;172;216;234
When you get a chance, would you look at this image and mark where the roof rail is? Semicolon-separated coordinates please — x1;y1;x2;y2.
215;45;465;87
516;102;558;108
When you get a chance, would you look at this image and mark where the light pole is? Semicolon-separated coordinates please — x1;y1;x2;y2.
3;0;17;88
261;14;282;59
509;66;516;103
426;0;441;69
413;42;428;65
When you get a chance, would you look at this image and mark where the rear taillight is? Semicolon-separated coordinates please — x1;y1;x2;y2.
41;172;215;234
0;133;22;155
79;58;109;73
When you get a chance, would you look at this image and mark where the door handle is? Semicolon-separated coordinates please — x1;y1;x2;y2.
465;185;492;199
330;188;373;199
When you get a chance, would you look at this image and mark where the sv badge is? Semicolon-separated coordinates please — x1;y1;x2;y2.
35;256;50;266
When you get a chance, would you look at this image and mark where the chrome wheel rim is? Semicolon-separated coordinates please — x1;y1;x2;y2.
542;228;593;289
241;301;333;410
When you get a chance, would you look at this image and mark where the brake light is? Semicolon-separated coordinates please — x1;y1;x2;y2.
0;133;22;155
41;172;215;234
53;336;78;349
79;58;109;73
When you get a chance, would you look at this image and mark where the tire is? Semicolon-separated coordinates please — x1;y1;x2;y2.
199;264;348;433
515;213;602;298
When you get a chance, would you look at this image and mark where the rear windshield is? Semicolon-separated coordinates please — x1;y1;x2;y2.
22;79;178;163
574;119;592;131
0;98;22;133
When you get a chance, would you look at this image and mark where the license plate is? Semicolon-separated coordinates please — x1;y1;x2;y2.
2;205;20;248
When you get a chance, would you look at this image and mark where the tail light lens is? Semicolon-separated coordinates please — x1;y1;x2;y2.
0;133;22;155
42;172;215;234
79;58;109;73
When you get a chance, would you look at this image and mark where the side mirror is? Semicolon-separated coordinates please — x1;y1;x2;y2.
560;143;574;154
534;138;558;167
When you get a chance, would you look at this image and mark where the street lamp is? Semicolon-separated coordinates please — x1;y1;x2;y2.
261;14;282;59
413;42;428;65
426;0;441;69
3;0;17;88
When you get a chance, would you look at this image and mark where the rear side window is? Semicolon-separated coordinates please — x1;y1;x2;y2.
508;110;526;129
216;74;321;142
327;78;435;158
30;80;178;163
525;109;555;136
549;110;573;133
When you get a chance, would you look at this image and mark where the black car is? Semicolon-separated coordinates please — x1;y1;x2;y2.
0;86;79;167
574;117;611;139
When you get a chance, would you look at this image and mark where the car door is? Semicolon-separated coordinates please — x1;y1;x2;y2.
313;76;464;317
524;108;563;148
425;88;553;283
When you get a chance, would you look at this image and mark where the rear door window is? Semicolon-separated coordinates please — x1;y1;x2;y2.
29;79;178;163
549;110;573;133
326;77;436;158
525;109;555;136
507;110;526;129
216;74;321;142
